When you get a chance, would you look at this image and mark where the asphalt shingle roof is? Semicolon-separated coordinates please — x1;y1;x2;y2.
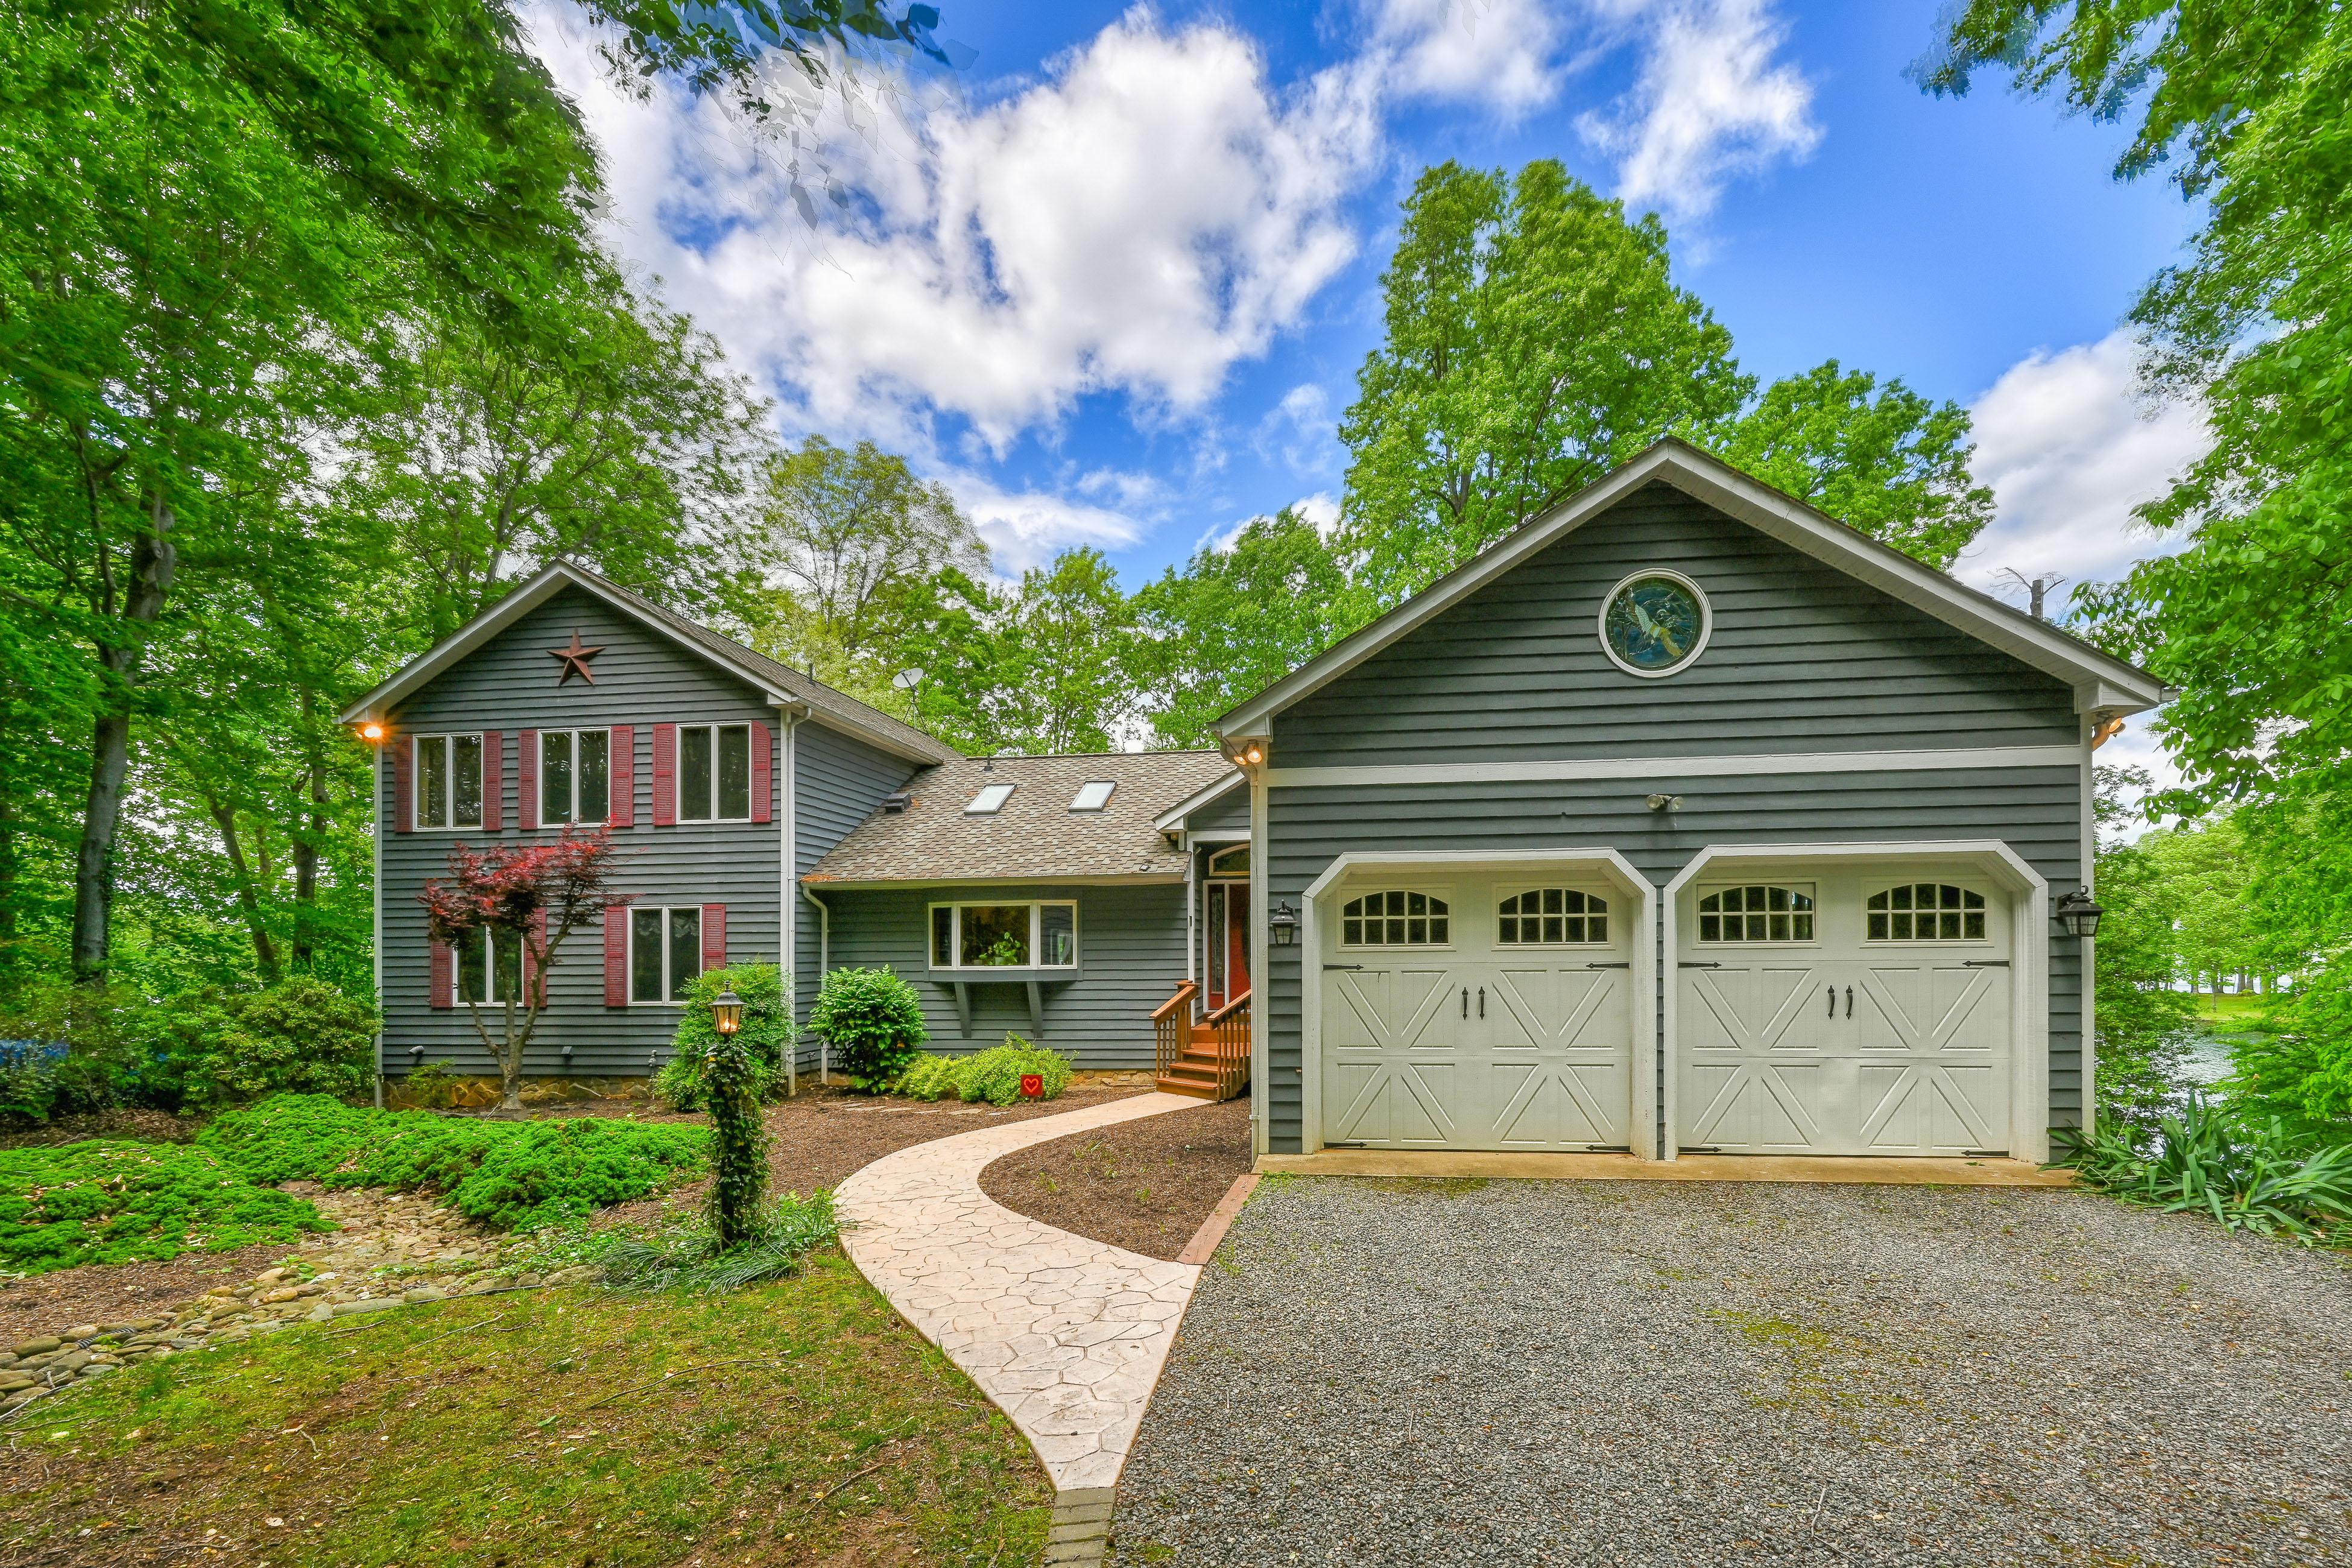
805;751;1235;885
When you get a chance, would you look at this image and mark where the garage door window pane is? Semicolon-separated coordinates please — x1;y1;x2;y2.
1499;889;1608;944
1696;885;1814;943
1865;884;1987;943
1341;891;1450;946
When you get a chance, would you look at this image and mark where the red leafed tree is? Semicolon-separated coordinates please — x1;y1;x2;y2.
419;829;624;1111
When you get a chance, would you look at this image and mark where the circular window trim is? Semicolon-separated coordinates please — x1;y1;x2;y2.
1597;568;1713;679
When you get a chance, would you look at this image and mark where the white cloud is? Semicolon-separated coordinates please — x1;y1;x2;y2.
1370;0;1566;119
1294;490;1342;534
536;5;1380;454
1959;330;2211;604
943;472;1143;577
1253;382;1343;476
1575;0;1819;221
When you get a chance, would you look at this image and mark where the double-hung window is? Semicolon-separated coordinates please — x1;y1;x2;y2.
540;729;611;825
415;734;484;830
454;928;520;1005
678;724;753;821
629;905;706;1003
929;902;1078;969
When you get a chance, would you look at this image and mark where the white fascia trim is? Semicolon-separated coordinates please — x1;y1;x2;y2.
797;874;1186;891
1152;767;1247;832
1658;839;2051;1165
1296;847;1660;1162
1266;745;2083;791
1214;442;2165;737
1181;829;1251;847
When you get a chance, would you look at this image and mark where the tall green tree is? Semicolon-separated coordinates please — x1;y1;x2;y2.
1337;161;1749;605
1134;508;1365;747
2089;766;2198;1127
1713;360;1994;569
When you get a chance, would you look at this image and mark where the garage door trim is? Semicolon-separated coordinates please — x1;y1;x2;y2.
1660;841;2049;1164
1300;849;1660;1160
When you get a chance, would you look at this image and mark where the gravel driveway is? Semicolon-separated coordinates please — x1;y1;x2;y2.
1108;1176;2352;1567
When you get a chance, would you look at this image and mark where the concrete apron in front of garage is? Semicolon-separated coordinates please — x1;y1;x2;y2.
833;1091;1210;1566
1258;1148;2074;1186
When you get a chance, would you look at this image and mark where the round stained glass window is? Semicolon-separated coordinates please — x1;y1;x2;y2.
1599;571;1710;677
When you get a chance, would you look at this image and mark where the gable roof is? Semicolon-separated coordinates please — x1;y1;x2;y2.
1215;438;2169;740
804;751;1231;887
1151;767;1246;832
337;560;958;766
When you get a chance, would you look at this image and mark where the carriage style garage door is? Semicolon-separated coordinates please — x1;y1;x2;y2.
1675;869;2014;1156
1321;874;1635;1151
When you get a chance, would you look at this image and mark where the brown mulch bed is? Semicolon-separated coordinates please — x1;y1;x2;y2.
0;1107;197;1151
978;1095;1254;1261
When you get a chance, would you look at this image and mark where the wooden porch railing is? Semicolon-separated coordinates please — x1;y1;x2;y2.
1152;981;1198;1082
1204;990;1250;1100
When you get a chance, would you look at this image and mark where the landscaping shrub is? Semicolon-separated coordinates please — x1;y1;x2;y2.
589;1190;839;1291
0;1140;335;1275
0;978;173;1116
399;1060;464;1110
0;1039;68;1123
808;966;927;1091
158;978;378;1107
954;1037;1073;1105
2056;1091;2352;1241
653;964;790;1110
894;1052;960;1101
199;1094;709;1230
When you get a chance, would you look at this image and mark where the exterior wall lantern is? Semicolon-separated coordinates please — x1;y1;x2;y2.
2053;888;2104;938
358;721;385;743
710;988;745;1036
1268;900;1300;947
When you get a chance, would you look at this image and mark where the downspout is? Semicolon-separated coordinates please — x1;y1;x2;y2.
371;722;385;1110
802;887;832;1086
773;701;805;1098
1183;833;1197;1005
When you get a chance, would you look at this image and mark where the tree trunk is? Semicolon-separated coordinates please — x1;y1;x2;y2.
292;685;324;970
206;794;280;983
72;494;177;983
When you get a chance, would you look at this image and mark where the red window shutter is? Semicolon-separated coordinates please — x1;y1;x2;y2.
749;721;773;825
481;730;504;832
701;903;726;973
391;736;414;834
518;730;540;830
428;937;454;1009
609;725;635;828
651;724;677;826
525;907;549;1007
603;906;628;1007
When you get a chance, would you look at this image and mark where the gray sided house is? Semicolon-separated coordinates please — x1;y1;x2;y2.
346;439;2164;1166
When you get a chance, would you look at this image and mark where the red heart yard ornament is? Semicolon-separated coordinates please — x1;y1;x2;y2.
1019;1073;1043;1099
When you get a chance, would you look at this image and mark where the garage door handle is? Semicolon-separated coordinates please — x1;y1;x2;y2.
1846;985;1854;1019
1478;986;1485;1018
1826;985;1835;1017
1461;987;1468;1018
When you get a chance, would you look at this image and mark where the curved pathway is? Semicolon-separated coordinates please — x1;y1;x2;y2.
834;1091;1213;1555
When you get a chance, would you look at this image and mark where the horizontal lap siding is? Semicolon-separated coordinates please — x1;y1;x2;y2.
380;588;783;1078
793;723;922;1069
1260;487;2089;1155
820;884;1184;1069
1274;485;2079;765
1187;785;1251;831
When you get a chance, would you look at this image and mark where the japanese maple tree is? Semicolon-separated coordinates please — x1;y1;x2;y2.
419;828;624;1110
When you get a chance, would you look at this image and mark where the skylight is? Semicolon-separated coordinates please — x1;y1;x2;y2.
1070;780;1116;812
966;782;1015;815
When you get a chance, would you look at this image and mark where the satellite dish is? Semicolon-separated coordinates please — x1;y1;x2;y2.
892;668;925;691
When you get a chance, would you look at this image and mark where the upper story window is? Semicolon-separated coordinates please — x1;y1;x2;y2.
1498;889;1609;945
678;724;752;822
1867;883;1988;942
929;901;1077;969
416;734;484;830
1697;885;1815;944
540;729;610;825
966;782;1015;815
1070;780;1115;812
1342;891;1450;947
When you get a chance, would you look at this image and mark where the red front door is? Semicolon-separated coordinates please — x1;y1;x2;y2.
1206;881;1250;1010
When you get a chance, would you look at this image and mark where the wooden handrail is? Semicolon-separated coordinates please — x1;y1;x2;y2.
1152;982;1200;1022
1204;988;1250;1024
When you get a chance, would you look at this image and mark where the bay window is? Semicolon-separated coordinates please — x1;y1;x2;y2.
928;901;1078;969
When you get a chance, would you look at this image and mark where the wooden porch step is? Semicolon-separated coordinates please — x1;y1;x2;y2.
1154;1075;1222;1101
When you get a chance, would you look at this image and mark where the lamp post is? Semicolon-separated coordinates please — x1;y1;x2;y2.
2053;889;2104;939
710;988;745;1036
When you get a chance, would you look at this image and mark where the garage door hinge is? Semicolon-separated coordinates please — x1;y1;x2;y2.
1677;961;1721;969
1584;961;1631;969
1962;959;2011;968
1322;963;1364;971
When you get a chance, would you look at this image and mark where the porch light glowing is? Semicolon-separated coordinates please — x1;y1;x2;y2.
710;988;745;1035
1268;900;1299;947
2053;888;2104;939
1240;744;1263;765
358;721;385;742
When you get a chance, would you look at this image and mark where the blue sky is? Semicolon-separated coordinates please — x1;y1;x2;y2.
533;0;2211;738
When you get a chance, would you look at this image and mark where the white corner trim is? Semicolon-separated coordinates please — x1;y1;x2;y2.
1296;847;1660;1162
1265;745;2083;791
1595;567;1713;680
1658;839;2051;1163
1152;766;1247;832
1248;765;1270;1159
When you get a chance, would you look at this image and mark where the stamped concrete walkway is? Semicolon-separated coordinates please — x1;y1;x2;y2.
834;1090;1210;1561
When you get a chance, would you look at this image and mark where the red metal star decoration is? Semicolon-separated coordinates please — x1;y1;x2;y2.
547;630;605;685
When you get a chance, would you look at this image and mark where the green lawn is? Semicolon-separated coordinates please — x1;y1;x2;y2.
0;1254;1049;1566
2195;993;2276;1029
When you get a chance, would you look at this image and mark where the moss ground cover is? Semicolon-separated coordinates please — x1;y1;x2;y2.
0;1140;336;1276
0;1254;1051;1566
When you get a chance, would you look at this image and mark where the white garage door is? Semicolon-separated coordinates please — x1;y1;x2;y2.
1321;878;1634;1151
1676;871;2013;1156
